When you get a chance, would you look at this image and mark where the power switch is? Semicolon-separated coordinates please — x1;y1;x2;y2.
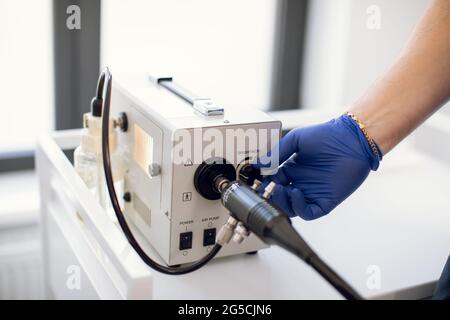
179;232;193;250
203;228;216;246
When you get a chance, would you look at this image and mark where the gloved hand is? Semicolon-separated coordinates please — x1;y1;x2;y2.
258;114;382;220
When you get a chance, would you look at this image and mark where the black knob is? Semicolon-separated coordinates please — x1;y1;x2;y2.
194;157;236;200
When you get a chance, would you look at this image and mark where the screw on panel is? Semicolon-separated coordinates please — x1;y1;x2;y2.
148;163;161;177
123;192;132;202
116;112;128;132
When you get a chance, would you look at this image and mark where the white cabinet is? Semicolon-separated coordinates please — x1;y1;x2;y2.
36;130;152;299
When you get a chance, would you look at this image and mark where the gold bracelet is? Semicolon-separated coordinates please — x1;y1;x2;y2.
346;112;381;160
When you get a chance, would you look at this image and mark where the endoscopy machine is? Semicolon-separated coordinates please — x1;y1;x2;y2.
107;72;279;267
37;69;362;299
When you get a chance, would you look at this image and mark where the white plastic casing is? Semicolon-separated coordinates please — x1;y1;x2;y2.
110;73;281;266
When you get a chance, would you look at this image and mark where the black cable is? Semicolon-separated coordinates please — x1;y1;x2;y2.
91;70;105;117
100;68;221;275
306;254;362;300
221;181;363;300
267;217;363;300
96;72;105;100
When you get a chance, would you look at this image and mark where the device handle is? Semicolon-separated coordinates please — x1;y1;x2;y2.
149;75;224;116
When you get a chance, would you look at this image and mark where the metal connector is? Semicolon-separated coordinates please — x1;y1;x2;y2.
232;222;250;244
251;179;262;191
262;181;276;199
217;216;238;246
214;176;230;194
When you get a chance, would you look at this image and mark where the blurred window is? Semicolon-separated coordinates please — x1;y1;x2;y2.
0;0;54;171
101;0;307;112
0;0;54;153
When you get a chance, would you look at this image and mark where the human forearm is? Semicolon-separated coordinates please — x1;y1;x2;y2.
350;0;450;154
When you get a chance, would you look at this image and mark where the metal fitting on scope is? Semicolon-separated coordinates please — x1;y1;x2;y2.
216;178;275;246
214;176;231;194
232;222;250;244
251;179;262;191
217;215;238;246
262;181;276;199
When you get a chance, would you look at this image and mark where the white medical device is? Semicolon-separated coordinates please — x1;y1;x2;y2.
109;73;281;266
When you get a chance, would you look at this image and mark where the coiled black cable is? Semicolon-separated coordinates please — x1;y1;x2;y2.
99;68;221;275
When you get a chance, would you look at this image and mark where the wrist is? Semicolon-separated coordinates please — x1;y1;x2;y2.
345;112;382;161
340;114;383;171
349;104;394;155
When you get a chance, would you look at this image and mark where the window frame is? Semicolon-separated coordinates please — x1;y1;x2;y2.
270;0;309;111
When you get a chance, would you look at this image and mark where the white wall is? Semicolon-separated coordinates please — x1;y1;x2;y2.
101;0;278;111
301;0;430;110
301;0;450;163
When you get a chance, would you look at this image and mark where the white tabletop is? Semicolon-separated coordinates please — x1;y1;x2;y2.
146;140;450;299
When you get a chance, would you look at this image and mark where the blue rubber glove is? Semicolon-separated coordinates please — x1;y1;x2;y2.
259;114;382;220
